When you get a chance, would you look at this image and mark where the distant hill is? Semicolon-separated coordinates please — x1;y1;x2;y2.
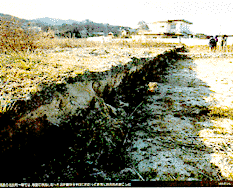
0;13;136;37
29;17;80;26
0;13;81;26
0;13;29;24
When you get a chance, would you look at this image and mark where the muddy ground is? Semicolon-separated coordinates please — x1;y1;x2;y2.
123;55;233;181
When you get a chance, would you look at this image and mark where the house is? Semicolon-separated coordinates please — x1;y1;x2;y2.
108;32;114;38
117;26;135;37
195;33;208;39
92;32;105;37
121;29;127;37
79;29;89;38
142;19;193;38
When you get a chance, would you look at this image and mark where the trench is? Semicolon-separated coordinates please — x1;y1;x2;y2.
0;46;198;182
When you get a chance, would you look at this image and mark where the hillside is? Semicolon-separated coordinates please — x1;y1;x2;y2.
0;13;135;37
29;17;80;26
0;13;29;24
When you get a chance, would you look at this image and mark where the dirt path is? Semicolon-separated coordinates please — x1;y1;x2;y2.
128;56;233;181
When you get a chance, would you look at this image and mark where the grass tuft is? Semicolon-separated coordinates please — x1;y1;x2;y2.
208;106;233;120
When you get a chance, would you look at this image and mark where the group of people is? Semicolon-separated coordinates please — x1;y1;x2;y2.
209;35;228;52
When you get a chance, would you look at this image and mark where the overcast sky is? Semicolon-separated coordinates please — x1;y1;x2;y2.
1;0;232;35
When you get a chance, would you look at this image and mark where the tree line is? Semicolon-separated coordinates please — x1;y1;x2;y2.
0;13;140;39
38;19;135;38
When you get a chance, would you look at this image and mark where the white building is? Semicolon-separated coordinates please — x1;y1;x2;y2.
143;19;193;38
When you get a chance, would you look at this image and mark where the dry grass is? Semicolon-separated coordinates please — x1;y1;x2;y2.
103;40;177;48
0;39;174;113
0;17;102;52
0;17;178;113
186;45;233;53
208;106;233;120
0;49;89;113
35;37;102;49
186;45;209;52
0;17;40;53
35;37;177;50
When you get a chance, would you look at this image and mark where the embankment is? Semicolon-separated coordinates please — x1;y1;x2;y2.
0;46;187;182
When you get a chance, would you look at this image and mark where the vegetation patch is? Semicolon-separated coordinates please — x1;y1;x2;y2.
208;106;233;120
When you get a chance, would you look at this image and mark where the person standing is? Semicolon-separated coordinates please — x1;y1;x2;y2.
209;36;216;52
214;35;218;52
219;35;224;51
223;35;228;52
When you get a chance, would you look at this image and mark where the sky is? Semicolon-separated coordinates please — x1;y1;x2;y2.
1;0;233;35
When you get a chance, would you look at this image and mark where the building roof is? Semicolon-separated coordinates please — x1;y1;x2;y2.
150;19;193;25
168;19;193;24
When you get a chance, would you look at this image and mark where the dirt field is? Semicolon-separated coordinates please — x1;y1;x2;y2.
127;56;233;181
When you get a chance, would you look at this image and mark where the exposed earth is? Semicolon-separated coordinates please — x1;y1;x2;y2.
124;55;233;181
